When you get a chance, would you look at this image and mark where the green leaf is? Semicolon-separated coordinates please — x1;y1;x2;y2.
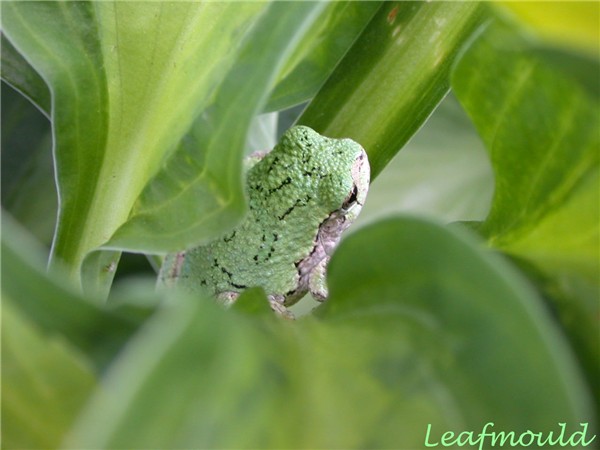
264;1;380;112
452;21;599;258
495;1;600;57
452;18;599;405
2;301;96;449
299;1;485;178
1;214;148;370
0;2;260;283
3;3;329;295
66;217;593;449
1;83;55;246
531;46;600;100
492;2;600;100
3;2;110;283
322;217;594;437
231;287;273;316
355;94;493;227
0;33;51;116
105;2;327;254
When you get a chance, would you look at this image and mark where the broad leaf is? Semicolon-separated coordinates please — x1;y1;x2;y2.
323;218;593;436
355;94;493;227
3;2;109;283
496;1;600;56
453;21;599;257
452;19;599;403
1;214;149;370
0;3;294;288
0;33;51;116
492;3;600;99
1;83;55;246
105;2;327;253
2;302;96;450
299;1;485;178
3;2;331;296
66;217;593;449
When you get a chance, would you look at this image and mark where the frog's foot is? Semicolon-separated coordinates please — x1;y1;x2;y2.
268;295;295;320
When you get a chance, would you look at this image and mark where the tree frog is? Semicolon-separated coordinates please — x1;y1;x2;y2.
158;125;370;314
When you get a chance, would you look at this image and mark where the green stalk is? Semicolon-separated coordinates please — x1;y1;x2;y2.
299;1;486;179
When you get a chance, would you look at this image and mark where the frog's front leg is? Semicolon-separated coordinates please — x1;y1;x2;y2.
299;209;352;302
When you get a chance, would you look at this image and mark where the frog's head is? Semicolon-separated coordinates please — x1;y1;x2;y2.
297;127;370;221
277;125;370;222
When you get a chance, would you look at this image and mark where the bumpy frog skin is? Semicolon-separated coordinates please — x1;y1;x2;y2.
159;126;370;313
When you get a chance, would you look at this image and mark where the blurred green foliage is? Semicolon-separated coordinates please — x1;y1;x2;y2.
1;1;598;448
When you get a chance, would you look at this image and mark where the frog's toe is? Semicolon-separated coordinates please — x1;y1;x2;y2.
268;297;295;320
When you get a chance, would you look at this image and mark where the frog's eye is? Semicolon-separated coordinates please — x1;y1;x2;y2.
342;185;359;211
